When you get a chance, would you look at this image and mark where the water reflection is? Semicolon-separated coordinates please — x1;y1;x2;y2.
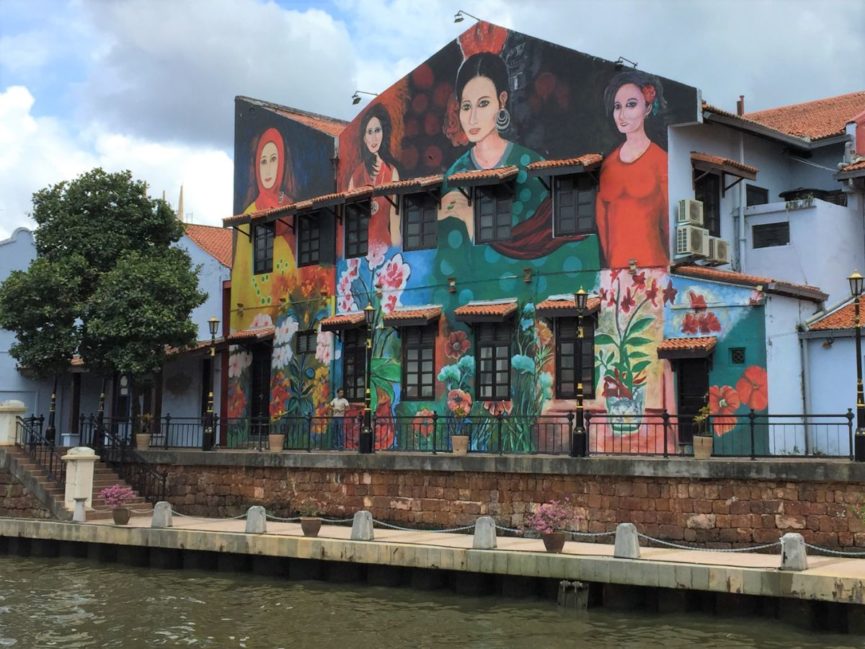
0;555;861;649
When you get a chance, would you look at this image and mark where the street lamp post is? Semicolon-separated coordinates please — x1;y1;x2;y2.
359;303;375;454
203;316;220;451
570;287;589;458
848;272;865;461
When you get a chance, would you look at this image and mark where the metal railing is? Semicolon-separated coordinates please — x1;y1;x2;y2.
14;415;66;484
61;408;859;460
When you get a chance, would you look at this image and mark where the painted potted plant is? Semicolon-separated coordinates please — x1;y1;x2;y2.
692;404;713;460
297;497;323;537
525;499;578;553
99;484;137;525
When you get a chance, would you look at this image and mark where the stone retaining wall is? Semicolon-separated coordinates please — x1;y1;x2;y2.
0;469;51;519
147;452;865;550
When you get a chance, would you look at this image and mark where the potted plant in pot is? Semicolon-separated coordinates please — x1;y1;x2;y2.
692;404;713;460
99;484;137;525
525;499;578;553
136;414;152;450
297;497;323;537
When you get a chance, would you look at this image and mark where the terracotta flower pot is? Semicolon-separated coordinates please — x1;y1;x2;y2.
693;435;713;460
112;508;131;525
300;517;322;537
268;433;285;452
451;435;469;455
135;433;150;450
542;531;566;553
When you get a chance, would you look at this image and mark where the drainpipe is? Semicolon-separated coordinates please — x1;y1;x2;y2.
799;329;812;452
736;133;746;271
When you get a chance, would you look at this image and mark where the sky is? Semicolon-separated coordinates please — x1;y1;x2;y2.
0;0;863;238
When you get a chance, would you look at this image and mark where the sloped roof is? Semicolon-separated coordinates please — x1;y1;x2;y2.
184;224;233;268
673;265;827;303
657;336;718;359
744;91;865;141
238;96;347;137
838;158;865;180
536;296;601;317
690;151;758;179
527;154;603;173
807;297;865;332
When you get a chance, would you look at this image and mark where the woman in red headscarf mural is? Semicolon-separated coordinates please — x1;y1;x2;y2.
596;71;669;269
243;127;296;214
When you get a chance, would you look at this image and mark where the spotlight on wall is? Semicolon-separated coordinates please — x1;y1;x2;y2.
454;9;481;23
351;90;378;105
448;277;457;294
614;56;638;70
628;258;638;275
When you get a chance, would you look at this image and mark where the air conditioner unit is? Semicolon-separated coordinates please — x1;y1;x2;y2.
708;237;730;265
677;199;704;226
675;224;710;258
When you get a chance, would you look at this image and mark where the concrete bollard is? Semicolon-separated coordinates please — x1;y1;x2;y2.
245;505;267;534
61;447;98;511
72;497;87;523
472;516;497;549
780;532;808;571
613;523;640;559
151;501;173;529
350;510;374;541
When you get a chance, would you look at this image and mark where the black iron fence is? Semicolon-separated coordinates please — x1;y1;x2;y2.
59;409;859;460
14;415;66;484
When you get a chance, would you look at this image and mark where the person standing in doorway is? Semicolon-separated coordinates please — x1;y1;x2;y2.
329;388;350;449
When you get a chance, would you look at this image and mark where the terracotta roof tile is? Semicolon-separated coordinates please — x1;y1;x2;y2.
808;297;865;331
526;154;603;172
222;203;295;227
448;165;518;186
320;312;366;331
673;265;827;303
372;174;443;195
454;299;518;320
536;296;601;317
382;306;442;326
184;224;233;268
838;159;865;179
691;151;758;179
657;336;718;359
744;91;865;140
228;326;274;342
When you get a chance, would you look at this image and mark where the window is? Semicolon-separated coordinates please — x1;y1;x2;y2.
475;186;512;243
403;194;438;251
694;172;721;236
476;323;511;400
746;185;769;207
252;222;274;274
345;203;370;258
297;214;320;267
730;347;746;365
402;325;436;400
342;328;366;402
752;222;789;248
554;174;596;236
555;317;595;399
296;330;316;356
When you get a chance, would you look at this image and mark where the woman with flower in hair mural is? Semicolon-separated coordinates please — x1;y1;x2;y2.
596;70;669;269
349;104;401;246
243;127;296;214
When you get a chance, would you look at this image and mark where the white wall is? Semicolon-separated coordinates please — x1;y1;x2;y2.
805;335;856;456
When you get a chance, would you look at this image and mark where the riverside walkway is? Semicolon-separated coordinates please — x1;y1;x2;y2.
2;512;865;610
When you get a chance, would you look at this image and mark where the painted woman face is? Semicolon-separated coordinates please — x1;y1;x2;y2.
363;116;383;155
259;141;280;190
612;83;651;136
459;75;506;144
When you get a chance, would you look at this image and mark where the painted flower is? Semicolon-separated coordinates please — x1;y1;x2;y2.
366;240;387;270
663;280;678;305
270;371;289;418
445;330;470;359
374;392;395;450
620;287;635;313
413;408;436;438
272;342;293;369
522;303;536;316
681;312;700;335
736;365;768;411
512;354;536;375
688;290;707;311
274;316;299;347
520;317;534;331
376;253;410;291
338;291;358;314
437;364;461;387
632;271;646;290
271;272;294;303
382;292;399;314
227;384;247;419
483;400;512;417
228;350;252;379
539;371;553;399
300;278;316;298
457;355;475;375
249;313;274;330
699;311;721;334
708;385;741;435
535;320;553;348
345;257;360;281
315;329;333;365
447;389;472;417
645;280;659;307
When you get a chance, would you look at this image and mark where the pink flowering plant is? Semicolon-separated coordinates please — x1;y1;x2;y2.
99;484;136;509
525;499;578;535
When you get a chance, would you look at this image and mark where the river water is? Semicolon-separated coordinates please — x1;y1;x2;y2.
0;555;861;649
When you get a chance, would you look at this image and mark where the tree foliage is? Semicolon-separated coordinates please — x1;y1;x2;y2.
0;167;205;382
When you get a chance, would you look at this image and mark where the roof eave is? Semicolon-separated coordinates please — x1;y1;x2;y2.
703;110;815;151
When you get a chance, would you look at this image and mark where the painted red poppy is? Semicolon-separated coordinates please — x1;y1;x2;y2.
445;330;471;359
736;365;768;411
447;389;472;417
709;385;741;436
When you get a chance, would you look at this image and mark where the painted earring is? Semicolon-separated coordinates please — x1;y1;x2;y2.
496;107;511;131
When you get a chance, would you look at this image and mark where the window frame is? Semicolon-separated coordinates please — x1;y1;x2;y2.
752;221;790;249
554;317;595;399
553;173;596;237
297;213;321;267
694;171;721;237
345;202;370;259
474;185;513;244
341;328;367;402
296;330;317;356
746;185;769;207
401;324;436;401
475;322;512;401
252;221;275;275
403;193;438;251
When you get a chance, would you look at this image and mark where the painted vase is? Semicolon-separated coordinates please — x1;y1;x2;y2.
606;390;645;436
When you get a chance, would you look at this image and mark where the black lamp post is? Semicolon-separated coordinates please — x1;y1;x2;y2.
848;271;865;461
359;303;375;454
203;316;219;450
570;287;589;458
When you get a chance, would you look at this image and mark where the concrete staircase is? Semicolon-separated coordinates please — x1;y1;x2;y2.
3;447;152;521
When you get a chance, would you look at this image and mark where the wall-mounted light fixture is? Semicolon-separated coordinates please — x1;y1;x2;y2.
523;268;533;283
448;277;457;294
453;9;481;23
614;56;638;70
628;259;638;275
352;90;379;105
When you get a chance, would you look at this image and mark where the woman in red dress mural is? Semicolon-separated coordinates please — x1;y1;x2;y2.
349;104;401;246
596;71;669;269
243;127;296;214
